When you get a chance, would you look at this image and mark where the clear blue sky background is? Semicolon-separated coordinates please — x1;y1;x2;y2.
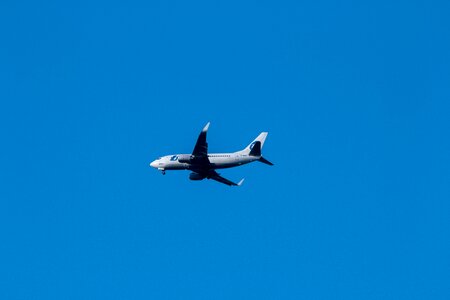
1;0;449;299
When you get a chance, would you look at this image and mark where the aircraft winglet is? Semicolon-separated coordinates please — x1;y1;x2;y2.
237;178;245;186
202;122;210;132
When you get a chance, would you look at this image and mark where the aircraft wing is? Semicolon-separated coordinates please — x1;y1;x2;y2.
192;122;210;157
191;122;211;165
209;171;244;186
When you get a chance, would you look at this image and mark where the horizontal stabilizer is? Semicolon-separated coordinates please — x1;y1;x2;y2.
259;156;274;166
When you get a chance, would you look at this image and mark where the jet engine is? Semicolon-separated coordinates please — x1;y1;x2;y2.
189;172;206;180
178;154;193;163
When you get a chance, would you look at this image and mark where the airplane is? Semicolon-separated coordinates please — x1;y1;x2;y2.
149;122;273;186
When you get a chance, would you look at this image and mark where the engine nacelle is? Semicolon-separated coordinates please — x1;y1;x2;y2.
178;154;193;163
189;172;207;181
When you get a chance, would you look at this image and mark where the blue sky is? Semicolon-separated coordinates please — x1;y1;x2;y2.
1;0;449;299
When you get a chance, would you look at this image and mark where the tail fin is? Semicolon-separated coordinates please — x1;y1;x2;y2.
243;132;268;155
241;132;274;166
249;141;261;156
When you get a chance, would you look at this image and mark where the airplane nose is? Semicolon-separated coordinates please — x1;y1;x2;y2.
150;160;158;168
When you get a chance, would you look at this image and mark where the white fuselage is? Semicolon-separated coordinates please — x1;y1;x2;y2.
150;152;258;171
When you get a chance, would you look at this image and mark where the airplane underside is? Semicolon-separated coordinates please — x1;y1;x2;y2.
150;122;273;186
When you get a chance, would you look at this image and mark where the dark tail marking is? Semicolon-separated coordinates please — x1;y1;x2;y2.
249;141;261;156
